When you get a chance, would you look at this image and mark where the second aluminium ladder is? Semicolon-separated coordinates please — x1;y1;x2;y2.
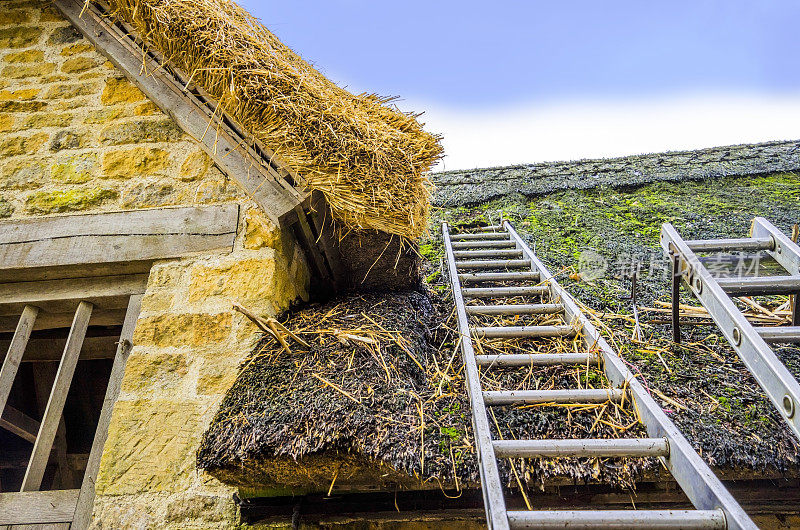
442;220;754;530
662;217;800;440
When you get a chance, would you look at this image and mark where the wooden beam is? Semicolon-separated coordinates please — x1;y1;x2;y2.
33;363;75;490
0;274;147;317
0;205;238;273
52;0;305;225
0;404;40;443
22;302;93;492
0;305;38;418
1;335;118;363
0;490;79;525
73;295;142;530
0;309;126;333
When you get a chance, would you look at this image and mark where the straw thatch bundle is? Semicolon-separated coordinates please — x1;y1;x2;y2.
101;0;443;239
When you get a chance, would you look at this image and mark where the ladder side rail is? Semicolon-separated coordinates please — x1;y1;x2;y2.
662;222;800;439
751;217;800;276
506;221;754;530
442;223;509;530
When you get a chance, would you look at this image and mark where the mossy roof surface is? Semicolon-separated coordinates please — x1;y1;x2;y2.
426;170;800;473
429;140;800;207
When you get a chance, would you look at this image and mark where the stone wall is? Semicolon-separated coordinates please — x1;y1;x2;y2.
0;0;240;218
1;1;311;527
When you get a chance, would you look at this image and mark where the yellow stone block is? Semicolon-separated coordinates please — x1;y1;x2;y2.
120;351;188;393
179;150;211;181
1;63;55;79
3;49;43;63
25;187;118;214
0;115;13;132
0;88;39;101
244;207;280;250
0;10;31;26
102;147;169;178
60;43;95;56
94;399;202;494
23;113;72;128
0;26;40;48
188;256;277;303
196;357;239;396
134;101;160;116
101;77;145;105
132;312;232;348
0;133;48;156
61;56;101;73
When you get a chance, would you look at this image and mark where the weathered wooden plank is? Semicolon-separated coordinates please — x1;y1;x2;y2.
0;205;238;271
52;0;304;224
1;336;118;363
22;302;93;492
32;364;74;490
0;309;126;334
73;295;142;530
0;306;38;417
0;405;40;443
0;490;78;525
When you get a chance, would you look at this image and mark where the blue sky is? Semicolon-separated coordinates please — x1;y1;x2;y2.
239;1;800;169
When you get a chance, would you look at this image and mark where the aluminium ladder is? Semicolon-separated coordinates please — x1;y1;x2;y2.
662;217;800;440
442;220;755;530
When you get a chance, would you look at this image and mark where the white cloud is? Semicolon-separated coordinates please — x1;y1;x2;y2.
399;92;800;171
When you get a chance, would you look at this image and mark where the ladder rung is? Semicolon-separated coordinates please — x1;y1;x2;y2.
476;225;504;232
686;236;773;253
467;304;563;316
462;286;547;298
717;275;800;296
756;326;800;344
459;271;540;283
493;437;669;458
474;325;576;338
476;353;596;367
450;232;509;241
507;509;726;529
483;388;624;405
456;259;531;270
452;240;517;249
453;249;523;259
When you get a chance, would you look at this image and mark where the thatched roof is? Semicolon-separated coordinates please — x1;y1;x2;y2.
103;0;442;239
431;139;800;207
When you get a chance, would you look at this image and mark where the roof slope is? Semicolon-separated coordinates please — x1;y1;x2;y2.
431;140;800;207
103;0;442;238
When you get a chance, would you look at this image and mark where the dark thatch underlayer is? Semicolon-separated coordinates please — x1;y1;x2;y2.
198;291;657;495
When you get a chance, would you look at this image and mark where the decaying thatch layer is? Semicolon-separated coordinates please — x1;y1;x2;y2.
198;291;657;493
102;0;443;239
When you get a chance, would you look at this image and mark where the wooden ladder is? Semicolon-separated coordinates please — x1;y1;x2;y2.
442;220;755;530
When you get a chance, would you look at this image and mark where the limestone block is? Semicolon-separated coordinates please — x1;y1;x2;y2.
4;49;43;63
100;118;182;145
121;351;189;394
0;27;41;48
147;262;186;289
61;55;102;74
102;147;169;178
84;106;127;124
60;43;94;56
121;182;185;209
0;196;13;218
193;174;242;203
244;207;280;250
1;62;56;79
25;187;118;214
188;255;278;304
0;100;47;112
101;77;145;105
2;158;47;190
43;81;99;99
0;88;39;100
94;399;203;494
0;133;48;156
178;150;211;181
0;115;12;132
0;10;31;26
132;312;232;348
51;154;96;183
134;101;161;116
23;112;73;128
46;25;81;45
50;129;90;152
196;356;239;396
